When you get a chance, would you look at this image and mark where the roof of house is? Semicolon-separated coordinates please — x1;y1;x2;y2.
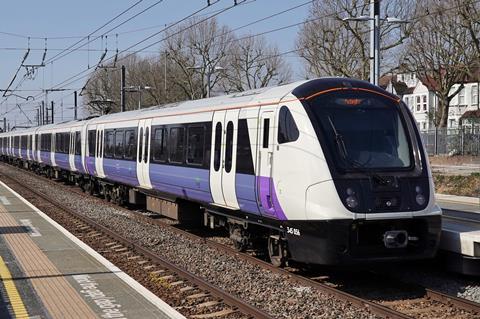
379;74;411;95
460;110;480;120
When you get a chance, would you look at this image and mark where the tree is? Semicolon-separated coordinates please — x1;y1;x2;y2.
164;17;233;99
83;54;190;115
296;0;414;80
404;0;477;127
221;35;291;93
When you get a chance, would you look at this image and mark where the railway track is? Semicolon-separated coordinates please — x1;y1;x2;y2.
0;171;272;319
2;163;480;319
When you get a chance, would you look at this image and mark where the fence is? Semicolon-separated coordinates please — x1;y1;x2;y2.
419;127;480;156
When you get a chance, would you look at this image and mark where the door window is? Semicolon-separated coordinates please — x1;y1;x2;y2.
214;123;222;171
144;127;149;162
225;121;234;173
138;127;143;162
263;118;270;148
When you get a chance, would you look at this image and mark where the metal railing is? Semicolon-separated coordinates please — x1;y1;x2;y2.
420;127;480;156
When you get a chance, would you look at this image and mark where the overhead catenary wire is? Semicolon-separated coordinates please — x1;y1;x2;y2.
1;0;226;116
46;0;168;66
4;0;478;119
44;0;145;64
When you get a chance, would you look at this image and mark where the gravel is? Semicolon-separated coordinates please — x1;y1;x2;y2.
0;164;379;319
378;264;480;304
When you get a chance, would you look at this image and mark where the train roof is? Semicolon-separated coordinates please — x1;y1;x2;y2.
85;80;307;125
0;77;399;135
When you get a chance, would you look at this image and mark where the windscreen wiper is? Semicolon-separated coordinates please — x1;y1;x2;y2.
327;116;389;185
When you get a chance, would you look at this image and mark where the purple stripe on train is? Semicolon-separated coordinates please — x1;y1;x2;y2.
40;151;51;165
74;155;85;173
85;156;96;176
103;158;138;186
55;153;70;170
235;173;260;215
150;163;212;203
257;176;288;221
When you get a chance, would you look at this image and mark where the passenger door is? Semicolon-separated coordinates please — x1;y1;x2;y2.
209;110;240;209
95;125;105;178
136;119;152;189
69;130;76;171
257;110;276;216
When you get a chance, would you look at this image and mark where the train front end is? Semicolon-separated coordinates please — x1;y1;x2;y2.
285;78;441;265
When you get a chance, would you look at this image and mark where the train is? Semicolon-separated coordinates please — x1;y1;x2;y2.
0;78;442;266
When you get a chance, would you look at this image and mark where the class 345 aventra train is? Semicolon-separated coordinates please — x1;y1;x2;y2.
0;78;442;266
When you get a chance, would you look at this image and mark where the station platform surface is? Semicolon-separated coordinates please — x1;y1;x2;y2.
0;181;184;319
437;193;480;275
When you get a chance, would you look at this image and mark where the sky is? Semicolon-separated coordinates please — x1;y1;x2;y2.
0;0;312;128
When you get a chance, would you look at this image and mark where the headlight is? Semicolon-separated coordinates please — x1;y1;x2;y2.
415;194;426;206
346;195;359;208
345;188;359;208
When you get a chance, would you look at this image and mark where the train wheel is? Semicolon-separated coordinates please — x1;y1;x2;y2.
268;234;286;267
229;226;249;252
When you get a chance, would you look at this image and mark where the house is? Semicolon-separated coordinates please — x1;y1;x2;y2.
381;72;480;131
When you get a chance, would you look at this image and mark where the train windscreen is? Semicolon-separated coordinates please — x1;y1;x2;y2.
307;90;412;170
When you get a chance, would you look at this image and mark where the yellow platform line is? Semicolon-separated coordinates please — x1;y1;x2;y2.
0;256;29;318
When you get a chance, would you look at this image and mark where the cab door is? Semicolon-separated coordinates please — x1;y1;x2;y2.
257;109;276;216
209;110;240;209
136;119;152;189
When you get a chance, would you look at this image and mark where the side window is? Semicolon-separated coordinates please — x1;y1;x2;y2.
124;130;136;160
138;127;143;162
88;130;96;157
114;130;124;159
225;121;234;173
104;130;114;158
187;125;205;166
64;133;70;154
214;123;222;171
55;134;61;152
263;118;270;148
152;128;167;162
169;127;185;164
278;106;299;144
75;132;81;155
236;119;254;175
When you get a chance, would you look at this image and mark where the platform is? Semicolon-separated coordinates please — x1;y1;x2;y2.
438;195;480;276
0;180;185;319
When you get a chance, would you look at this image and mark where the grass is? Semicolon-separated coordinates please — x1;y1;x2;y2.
434;173;480;197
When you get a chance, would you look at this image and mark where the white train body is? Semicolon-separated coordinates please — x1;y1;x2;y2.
0;78;442;264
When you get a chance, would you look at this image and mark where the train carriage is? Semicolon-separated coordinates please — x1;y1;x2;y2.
0;78;442;266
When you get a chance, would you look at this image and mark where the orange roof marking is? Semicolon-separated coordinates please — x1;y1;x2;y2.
305;87;401;103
